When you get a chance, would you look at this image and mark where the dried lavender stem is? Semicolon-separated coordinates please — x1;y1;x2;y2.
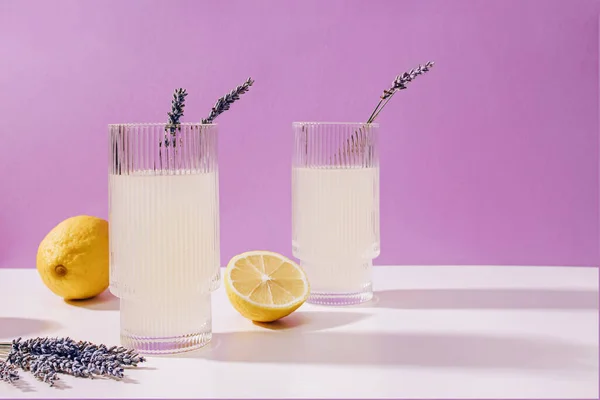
367;93;396;123
367;61;434;123
366;98;385;124
202;77;254;124
161;87;188;151
336;61;435;162
158;87;188;170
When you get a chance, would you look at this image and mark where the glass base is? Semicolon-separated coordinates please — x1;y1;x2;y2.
119;296;212;355
299;259;374;306
120;329;212;355
307;282;373;306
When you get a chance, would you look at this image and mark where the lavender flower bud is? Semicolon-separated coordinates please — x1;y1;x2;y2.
28;356;60;386
0;360;19;383
7;351;60;386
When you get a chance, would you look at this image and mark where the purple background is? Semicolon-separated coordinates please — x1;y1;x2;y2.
1;0;599;269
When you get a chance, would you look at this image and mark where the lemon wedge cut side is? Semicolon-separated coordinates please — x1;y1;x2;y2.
225;250;310;322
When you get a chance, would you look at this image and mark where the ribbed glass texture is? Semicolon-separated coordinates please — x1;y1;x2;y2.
108;123;220;354
292;122;380;305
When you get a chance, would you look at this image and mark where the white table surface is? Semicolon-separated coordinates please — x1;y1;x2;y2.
0;266;597;399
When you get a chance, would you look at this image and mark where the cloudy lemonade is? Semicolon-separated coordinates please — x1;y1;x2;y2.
109;172;219;337
292;166;380;295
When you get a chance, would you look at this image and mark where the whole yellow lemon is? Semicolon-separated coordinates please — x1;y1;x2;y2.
36;215;109;300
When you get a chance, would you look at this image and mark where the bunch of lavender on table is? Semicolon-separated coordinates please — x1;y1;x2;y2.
201;77;254;124
0;337;146;387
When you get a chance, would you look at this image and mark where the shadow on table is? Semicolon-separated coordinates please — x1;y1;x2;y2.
366;288;599;310
0;317;62;340
4;377;37;393
64;289;119;311
177;311;370;359
200;330;595;371
252;310;370;331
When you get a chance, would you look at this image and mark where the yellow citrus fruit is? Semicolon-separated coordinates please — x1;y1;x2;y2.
36;215;109;300
225;250;310;322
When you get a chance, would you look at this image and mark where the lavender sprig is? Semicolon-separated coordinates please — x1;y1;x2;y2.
166;88;188;133
162;87;188;149
8;337;78;357
334;61;435;162
0;360;19;384
382;61;434;99
76;342;146;368
367;61;434;123
33;354;94;379
201;77;254;124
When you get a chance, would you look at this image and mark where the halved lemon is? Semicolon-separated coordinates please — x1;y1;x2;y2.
224;250;310;322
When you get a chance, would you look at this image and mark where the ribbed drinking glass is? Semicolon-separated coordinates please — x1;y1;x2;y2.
292;122;380;305
108;123;220;354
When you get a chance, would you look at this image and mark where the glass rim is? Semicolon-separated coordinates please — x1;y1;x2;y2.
108;122;217;127
292;121;379;127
